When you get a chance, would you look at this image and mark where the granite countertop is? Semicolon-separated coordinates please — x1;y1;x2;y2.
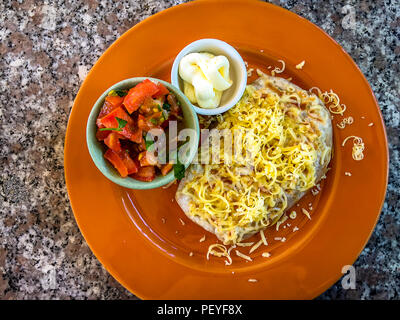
0;0;399;300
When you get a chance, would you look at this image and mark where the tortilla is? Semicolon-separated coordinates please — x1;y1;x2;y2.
176;73;333;244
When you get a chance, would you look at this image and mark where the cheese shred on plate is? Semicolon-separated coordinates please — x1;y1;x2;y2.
207;243;232;265
309;87;346;116
342;135;365;161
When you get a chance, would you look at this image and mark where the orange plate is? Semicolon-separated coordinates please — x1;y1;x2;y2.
64;0;388;299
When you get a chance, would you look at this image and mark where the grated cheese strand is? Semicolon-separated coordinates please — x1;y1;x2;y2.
235;250;253;262
207;243;232;265
296;60;305;69
337;116;354;129
236;242;254;247
249;239;263;254
342;136;365;161
309;87;346;116
302;208;311;220
271;59;285;76
260;230;268;246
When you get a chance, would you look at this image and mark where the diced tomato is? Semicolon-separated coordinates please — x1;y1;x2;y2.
97;104;118;126
105;95;124;108
96;96;124;125
131;166;156;182
134;139;146;153
167;93;182;117
161;163;173;176
104;149;128;177
109;124;142;144
139;97;157;115
148;111;164;127
138;151;158;167
104;148;139;177
126;126;143;144
137;114;148;131
120;151;139;175
104;132;122;152
152;82;169;99
97;107;141;142
137;114;152;132
96;128;111;141
137;113;164;132
160;116;173;129
97;107;132;128
123;79;159;114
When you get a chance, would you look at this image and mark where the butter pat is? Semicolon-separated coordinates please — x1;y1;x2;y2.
179;52;232;109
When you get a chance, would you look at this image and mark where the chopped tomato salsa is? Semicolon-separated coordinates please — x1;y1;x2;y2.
123;79;160;114
131;166;156;182
96;79;182;182
104;132;122;152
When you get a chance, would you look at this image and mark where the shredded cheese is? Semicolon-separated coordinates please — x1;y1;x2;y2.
342;136;365;161
182;82;332;244
311;188;319;196
260;230;268;246
289;211;297;219
199;235;206;242
162;179;176;189
302;208;311;220
207;243;232;265
249;239;263;254
296;60;305;69
236;242;254;247
271;59;285;76
262;252;271;258
337;116;354;129
276;215;288;231
235;250;252;262
309;87;346;115
256;68;264;77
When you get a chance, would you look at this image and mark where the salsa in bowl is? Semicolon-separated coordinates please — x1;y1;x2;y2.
86;77;200;189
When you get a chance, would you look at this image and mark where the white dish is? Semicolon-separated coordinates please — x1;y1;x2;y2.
171;38;247;116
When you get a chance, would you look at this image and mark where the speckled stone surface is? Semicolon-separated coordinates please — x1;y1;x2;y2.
0;0;398;300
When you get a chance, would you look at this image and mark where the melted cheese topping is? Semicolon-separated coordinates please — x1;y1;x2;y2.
181;82;332;244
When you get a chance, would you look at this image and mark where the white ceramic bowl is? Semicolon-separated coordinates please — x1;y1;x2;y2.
171;39;247;116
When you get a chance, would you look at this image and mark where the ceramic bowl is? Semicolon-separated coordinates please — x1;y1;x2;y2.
171;38;247;115
86;77;200;189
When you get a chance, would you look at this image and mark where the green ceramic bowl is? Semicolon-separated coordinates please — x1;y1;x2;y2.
86;77;200;189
